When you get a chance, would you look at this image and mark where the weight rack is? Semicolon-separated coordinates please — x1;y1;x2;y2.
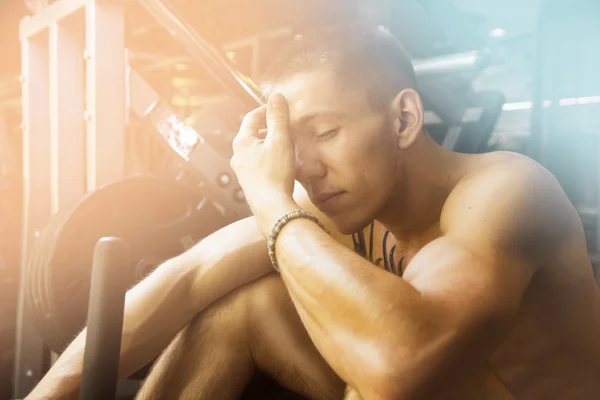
15;1;126;397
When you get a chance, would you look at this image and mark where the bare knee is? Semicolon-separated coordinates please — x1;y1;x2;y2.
189;272;287;338
151;272;286;366
241;273;302;345
180;272;278;337
161;272;286;356
246;273;293;316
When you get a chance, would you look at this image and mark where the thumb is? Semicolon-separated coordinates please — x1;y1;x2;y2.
266;92;290;142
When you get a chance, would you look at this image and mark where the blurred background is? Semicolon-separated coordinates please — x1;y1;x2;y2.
1;0;599;398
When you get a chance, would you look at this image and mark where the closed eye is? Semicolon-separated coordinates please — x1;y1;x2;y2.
316;127;340;141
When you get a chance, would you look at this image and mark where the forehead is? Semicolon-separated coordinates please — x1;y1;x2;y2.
273;70;371;125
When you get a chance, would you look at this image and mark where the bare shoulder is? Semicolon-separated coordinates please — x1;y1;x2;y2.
441;152;582;267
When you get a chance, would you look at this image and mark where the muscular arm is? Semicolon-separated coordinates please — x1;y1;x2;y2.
25;217;271;399
26;184;350;399
274;162;572;399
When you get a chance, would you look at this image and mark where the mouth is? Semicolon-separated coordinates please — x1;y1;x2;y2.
313;192;345;210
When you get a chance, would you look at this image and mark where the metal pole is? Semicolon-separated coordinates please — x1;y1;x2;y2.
13;28;51;400
79;237;129;400
137;0;264;111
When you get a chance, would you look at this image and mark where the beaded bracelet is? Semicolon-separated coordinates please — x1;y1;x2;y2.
268;209;328;272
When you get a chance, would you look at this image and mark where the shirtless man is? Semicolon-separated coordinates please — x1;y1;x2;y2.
27;26;600;400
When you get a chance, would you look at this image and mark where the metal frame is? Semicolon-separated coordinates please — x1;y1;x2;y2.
128;68;250;222
0;107;16;176
137;0;264;111
14;1;126;397
221;27;294;79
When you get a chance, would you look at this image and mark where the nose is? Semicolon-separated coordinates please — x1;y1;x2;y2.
295;143;326;183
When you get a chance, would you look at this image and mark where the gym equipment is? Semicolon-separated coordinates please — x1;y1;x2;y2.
14;1;250;395
79;237;129;400
412;50;491;79
137;0;264;111
1;107;16;177
128;68;249;222
425;90;505;153
529;0;600;259
16;4;129;393
25;176;227;354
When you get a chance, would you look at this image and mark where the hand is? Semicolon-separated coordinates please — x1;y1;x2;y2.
230;93;298;236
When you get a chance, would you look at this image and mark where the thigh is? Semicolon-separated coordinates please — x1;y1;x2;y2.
244;273;345;400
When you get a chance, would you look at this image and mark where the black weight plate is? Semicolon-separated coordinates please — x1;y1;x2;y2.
26;176;228;353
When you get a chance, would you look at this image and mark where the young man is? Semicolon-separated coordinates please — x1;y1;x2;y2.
28;26;600;400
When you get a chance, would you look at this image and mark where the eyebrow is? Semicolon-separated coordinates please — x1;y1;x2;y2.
295;110;346;126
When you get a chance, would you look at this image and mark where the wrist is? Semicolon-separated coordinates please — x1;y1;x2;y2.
255;196;299;237
267;209;328;272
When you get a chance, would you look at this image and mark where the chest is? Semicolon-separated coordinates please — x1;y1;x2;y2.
352;221;440;276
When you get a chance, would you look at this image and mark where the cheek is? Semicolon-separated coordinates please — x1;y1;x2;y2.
340;131;398;188
324;129;398;233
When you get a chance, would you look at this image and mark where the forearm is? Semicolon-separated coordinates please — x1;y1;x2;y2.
121;217;272;375
27;255;204;399
187;216;272;311
27;217;272;399
276;219;425;396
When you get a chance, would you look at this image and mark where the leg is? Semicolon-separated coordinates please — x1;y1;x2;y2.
136;273;345;400
135;285;254;400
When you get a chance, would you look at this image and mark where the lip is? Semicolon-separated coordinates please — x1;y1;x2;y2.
313;192;345;210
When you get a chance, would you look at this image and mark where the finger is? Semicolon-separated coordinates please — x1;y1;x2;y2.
231;134;246;152
256;128;268;140
239;105;267;138
266;92;290;143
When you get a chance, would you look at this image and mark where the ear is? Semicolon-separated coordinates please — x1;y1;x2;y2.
390;89;424;149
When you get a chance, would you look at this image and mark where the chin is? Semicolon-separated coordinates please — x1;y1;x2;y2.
331;215;373;236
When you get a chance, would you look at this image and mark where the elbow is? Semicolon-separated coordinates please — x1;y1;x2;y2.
358;372;416;400
352;356;421;400
358;370;431;400
355;346;451;400
355;309;495;398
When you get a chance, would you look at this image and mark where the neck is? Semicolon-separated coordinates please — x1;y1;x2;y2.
376;134;465;241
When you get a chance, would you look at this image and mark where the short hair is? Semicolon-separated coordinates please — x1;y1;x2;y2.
259;24;417;111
